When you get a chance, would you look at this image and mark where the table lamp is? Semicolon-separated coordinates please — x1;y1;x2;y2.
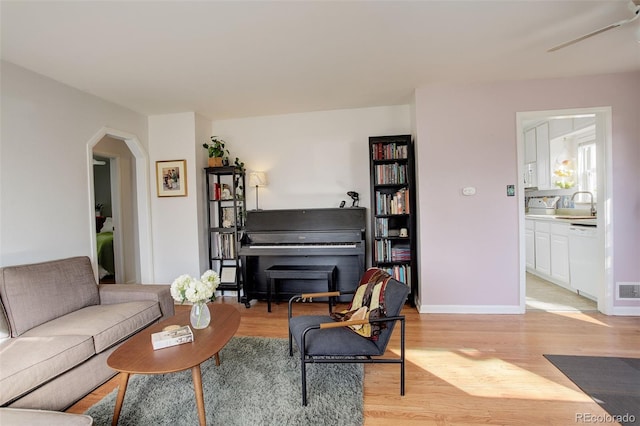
248;171;268;210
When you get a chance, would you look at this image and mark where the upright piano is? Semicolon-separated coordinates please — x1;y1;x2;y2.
238;207;366;307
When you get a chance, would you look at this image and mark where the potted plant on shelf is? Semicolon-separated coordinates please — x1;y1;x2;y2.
203;136;229;167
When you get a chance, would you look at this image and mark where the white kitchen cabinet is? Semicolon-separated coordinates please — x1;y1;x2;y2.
527;219;573;289
525;220;535;269
550;223;570;285
569;225;599;298
525;128;537;163
524;127;537;188
534;221;551;276
535;123;550;189
524;163;537;188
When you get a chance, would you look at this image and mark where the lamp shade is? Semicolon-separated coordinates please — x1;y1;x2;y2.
248;171;268;187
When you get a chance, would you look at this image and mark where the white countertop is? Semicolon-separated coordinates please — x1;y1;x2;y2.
525;214;597;226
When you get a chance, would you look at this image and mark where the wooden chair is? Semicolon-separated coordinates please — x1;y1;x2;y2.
288;268;409;405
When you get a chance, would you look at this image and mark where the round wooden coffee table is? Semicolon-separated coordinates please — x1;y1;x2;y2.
107;303;240;426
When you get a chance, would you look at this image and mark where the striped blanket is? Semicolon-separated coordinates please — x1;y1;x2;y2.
330;268;390;340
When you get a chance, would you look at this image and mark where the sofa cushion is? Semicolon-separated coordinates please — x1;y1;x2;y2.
0;257;100;337
0;408;93;426
0;335;95;406
99;283;175;321
22;301;161;353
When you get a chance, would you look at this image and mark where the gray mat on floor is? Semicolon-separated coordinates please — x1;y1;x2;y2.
544;354;639;425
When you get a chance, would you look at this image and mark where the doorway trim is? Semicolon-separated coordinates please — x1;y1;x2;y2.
516;107;613;314
87;127;155;283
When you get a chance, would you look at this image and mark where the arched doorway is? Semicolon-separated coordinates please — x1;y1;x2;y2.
87;127;154;283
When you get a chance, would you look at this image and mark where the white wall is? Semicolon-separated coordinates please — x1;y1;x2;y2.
0;61;149;268
3;60;636;314
414;71;639;313
148;113;204;282
212;105;411;213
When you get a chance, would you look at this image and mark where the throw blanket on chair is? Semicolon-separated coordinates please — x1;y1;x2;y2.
330;268;390;340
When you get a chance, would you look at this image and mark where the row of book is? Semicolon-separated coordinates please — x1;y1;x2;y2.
374;163;408;185
380;265;412;286
371;142;409;161
375;189;410;215
212;233;236;259
392;247;411;261
374;240;411;262
374;217;391;237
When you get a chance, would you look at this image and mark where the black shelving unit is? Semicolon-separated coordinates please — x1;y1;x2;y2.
205;166;246;303
369;135;417;305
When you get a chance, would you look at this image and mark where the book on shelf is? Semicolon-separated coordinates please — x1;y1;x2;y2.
371;142;408;160
374;163;408;185
380;265;411;286
391;247;411;262
375;217;389;237
151;325;194;350
212;183;221;200
375;188;410;215
213;233;236;258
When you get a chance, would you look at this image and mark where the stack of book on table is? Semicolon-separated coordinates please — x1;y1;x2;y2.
151;325;193;350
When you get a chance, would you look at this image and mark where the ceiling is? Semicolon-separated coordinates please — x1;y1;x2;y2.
2;1;639;120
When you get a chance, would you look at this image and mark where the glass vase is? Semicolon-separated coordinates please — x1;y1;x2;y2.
190;301;211;329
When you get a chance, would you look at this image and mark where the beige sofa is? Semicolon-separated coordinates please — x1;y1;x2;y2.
0;256;174;411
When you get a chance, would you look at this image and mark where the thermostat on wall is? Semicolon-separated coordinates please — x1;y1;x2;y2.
462;187;476;196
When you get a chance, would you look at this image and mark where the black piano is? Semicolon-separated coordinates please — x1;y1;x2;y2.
239;207;366;307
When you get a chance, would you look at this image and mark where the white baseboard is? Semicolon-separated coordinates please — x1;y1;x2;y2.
417;302;637;316
608;306;640;316
418;304;524;314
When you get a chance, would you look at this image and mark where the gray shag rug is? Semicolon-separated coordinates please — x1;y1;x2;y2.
86;336;363;425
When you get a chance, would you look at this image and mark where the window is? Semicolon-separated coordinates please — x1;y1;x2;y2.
577;140;596;202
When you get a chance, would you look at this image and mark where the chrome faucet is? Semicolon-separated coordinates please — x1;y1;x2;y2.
571;191;596;216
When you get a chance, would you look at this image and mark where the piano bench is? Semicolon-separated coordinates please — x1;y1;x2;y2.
264;265;337;313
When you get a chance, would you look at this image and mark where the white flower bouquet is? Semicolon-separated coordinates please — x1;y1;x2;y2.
170;270;221;304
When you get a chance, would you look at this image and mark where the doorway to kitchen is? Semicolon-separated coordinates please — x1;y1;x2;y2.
517;107;612;314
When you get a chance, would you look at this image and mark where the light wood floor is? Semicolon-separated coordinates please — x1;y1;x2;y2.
526;273;598;312
67;298;639;425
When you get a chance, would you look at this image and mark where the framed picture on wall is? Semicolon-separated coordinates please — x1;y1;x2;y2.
156;160;188;197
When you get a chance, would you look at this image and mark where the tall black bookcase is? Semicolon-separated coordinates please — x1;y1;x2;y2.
369;135;417;305
205;166;246;303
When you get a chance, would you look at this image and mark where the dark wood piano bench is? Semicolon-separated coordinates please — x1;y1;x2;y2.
264;265;337;313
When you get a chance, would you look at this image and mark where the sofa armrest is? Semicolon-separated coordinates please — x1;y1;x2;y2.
98;284;175;321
